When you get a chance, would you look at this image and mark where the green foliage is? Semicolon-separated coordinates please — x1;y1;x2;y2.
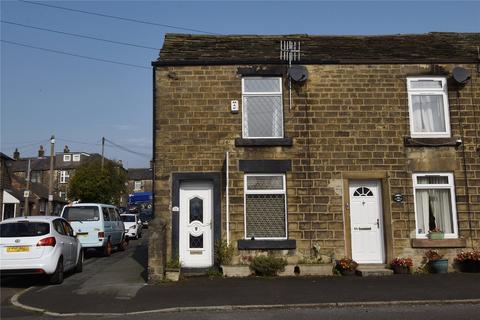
214;239;234;265
249;256;287;276
68;158;126;205
166;258;181;269
206;267;222;278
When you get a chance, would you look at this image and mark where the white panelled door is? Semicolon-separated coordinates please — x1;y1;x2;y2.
179;182;213;268
349;180;385;264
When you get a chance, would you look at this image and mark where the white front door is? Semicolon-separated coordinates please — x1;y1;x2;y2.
349;180;385;264
179;181;213;268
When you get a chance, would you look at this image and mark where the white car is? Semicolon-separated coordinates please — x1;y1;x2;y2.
120;214;142;239
0;216;83;284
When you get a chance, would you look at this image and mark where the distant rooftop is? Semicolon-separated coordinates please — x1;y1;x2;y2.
154;32;480;66
127;168;152;180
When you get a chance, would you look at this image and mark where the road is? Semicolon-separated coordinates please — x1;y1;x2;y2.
2;230;479;320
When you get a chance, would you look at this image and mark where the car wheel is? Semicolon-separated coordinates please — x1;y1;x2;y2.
74;250;83;273
49;258;64;285
103;240;113;257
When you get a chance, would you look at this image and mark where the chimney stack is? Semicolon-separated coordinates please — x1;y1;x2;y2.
38;145;45;158
13;148;20;160
63;145;70;153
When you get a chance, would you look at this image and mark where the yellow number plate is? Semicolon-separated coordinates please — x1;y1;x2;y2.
7;246;30;252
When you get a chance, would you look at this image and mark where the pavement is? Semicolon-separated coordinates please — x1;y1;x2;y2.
12;272;480;316
3;231;480;317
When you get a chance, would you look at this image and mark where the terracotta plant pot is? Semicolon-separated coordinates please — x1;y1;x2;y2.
392;265;410;274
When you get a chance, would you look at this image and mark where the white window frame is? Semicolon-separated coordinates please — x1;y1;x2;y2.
60;170;70;184
412;172;458;239
72;154;81;162
134;181;142;191
63;154;71;162
241;77;284;139
243;173;287;240
407;77;451;138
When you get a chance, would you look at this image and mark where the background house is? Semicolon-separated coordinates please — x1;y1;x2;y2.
127;168;153;194
149;32;480;281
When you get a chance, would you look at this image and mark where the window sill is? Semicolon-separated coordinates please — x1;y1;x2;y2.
237;239;296;250
411;238;466;248
404;136;462;148
235;138;293;147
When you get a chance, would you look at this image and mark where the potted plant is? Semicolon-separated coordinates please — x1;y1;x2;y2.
455;250;480;273
293;244;334;276
250;255;287;277
215;240;251;277
427;228;444;240
165;258;181;281
335;257;358;276
424;250;448;274
390;257;413;274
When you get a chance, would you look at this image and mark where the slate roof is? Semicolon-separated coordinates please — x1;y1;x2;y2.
127;168;153;181
10;175;65;203
154;32;480;66
7;153;102;172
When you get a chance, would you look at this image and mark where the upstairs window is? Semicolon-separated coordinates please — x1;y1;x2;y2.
60;170;70;184
63;155;71;162
413;173;458;238
242;77;283;138
407;77;450;138
134;181;142;191
72;154;81;162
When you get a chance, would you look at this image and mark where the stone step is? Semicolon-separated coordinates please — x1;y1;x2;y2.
357;264;393;277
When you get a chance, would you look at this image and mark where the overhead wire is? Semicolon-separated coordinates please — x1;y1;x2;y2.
1;20;160;51
1;40;150;70
19;0;219;35
104;138;151;158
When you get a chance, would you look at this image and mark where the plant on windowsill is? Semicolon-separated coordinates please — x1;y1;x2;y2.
165;258;181;281
390;257;413;274
335;257;358;276
454;250;480;273
427;228;445;240
424;250;448;274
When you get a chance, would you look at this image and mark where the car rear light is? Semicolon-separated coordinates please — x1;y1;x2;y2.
37;236;56;247
98;231;104;238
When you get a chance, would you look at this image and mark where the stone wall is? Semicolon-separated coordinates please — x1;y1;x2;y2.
152;63;480;278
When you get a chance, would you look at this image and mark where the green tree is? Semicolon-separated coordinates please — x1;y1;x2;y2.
68;158;126;205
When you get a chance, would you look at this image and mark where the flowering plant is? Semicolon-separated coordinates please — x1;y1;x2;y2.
390;257;413;268
428;228;443;233
455;250;480;262
424;250;444;262
336;257;358;271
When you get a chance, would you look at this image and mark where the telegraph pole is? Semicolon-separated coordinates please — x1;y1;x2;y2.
47;135;55;214
24;159;31;216
101;137;105;170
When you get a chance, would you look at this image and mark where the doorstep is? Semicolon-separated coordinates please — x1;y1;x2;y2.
357;264;393;277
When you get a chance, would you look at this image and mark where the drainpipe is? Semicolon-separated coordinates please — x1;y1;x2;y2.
225;151;230;244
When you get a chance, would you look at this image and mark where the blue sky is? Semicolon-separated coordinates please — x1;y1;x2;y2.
1;1;479;168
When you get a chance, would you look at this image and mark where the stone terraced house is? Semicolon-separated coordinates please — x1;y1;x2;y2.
149;32;480;281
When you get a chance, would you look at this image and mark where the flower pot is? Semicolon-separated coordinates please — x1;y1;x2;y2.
459;260;480;273
427;232;444;240
339;269;357;276
392;265;410;274
429;259;448;274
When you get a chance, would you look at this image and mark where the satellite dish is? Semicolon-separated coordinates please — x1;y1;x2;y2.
288;65;308;83
452;67;470;84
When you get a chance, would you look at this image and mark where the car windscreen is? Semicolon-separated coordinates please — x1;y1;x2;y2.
0;222;50;237
121;215;136;222
63;206;100;222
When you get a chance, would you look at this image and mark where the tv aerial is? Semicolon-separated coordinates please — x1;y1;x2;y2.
281;41;308;110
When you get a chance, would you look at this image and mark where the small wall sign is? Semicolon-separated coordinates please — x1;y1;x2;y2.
172;206;180;212
393;193;404;203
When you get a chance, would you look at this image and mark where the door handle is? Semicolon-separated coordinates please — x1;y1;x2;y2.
376;219;380;228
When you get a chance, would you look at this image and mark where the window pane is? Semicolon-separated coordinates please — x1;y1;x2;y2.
416;189;453;234
247;176;283;190
246;194;286;238
411;95;446;133
417;176;449;184
244;95;283;138
0;222;50;237
410;80;443;89
189;197;203;223
63;206;100;221
244;78;280;93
